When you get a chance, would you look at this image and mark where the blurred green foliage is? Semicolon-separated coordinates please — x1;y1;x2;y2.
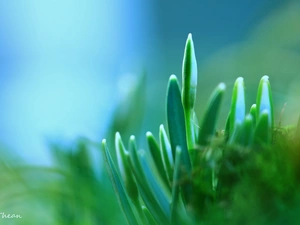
195;2;300;127
0;140;126;225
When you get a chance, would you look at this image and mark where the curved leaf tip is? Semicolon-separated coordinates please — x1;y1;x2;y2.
159;124;164;131
218;82;226;91
115;131;120;139
256;75;274;128
230;77;246;136
182;33;197;107
197;82;226;146
169;74;178;82
236;77;243;82
146;131;152;138
130;135;136;142
261;75;269;81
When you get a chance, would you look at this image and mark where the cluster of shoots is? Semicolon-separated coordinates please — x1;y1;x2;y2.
102;34;277;225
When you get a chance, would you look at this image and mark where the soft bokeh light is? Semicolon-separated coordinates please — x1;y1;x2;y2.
0;0;154;164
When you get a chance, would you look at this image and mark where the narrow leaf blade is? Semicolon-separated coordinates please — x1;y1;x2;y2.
182;34;198;149
250;104;257;125
102;139;139;225
182;33;198;111
159;124;174;185
254;111;271;145
197;83;226;146
256;75;274;128
115;132;139;202
128;136;170;225
166;75;192;205
142;206;158;225
230;77;246;137
230;114;254;146
171;147;182;224
146;132;170;189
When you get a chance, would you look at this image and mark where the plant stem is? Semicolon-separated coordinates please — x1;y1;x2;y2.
185;109;195;151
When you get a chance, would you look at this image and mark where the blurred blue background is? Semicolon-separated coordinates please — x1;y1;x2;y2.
0;0;155;164
0;0;299;164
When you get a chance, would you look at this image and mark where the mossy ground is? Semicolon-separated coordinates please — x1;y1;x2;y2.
188;127;300;225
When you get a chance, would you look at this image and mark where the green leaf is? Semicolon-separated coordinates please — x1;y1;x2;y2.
170;147;182;224
159;125;174;185
102;139;139;225
250;104;257;125
224;111;231;142
142;206;158;225
192;112;199;142
256;75;274;128
230;77;246;137
231;114;254;146
146;131;170;190
138;151;171;218
128;136;144;182
182;34;198;150
254;110;271;145
166;75;191;162
115;132;139;202
182;33;198;111
166;75;192;205
242;114;255;146
128;136;170;225
197;83;226;146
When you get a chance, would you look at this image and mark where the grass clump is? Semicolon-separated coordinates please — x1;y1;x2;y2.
102;33;300;225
